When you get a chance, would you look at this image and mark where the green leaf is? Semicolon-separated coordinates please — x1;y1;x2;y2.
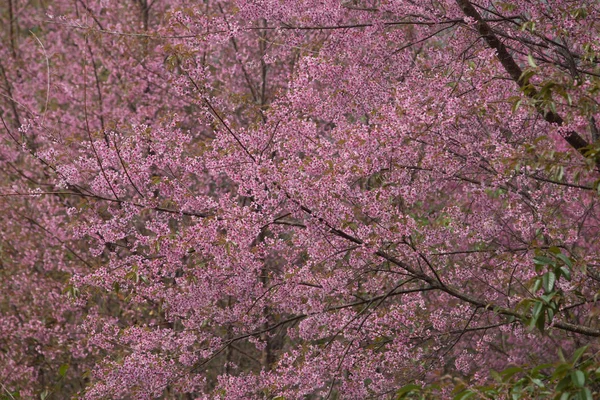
453;390;475;400
519;69;536;85
512;98;523;113
559;266;571;281
535;310;546;332
529;301;546;332
532;300;544;315
533;256;554;266
501;366;524;379
490;370;502;382
521;21;536;32
558;348;566;363
556;166;564;181
497;2;517;12
125;271;137;282
556;376;571;391
547;306;555;321
581;387;593;400
572;346;589;364
572;8;588;20
528;54;537;68
530;378;544;387
571;370;585;387
531;278;542;293
548;246;561;254
531;363;553;375
542;271;556;293
395;383;420;398
540;292;556;304
566;92;572;106
58;363;69;377
555;253;573;268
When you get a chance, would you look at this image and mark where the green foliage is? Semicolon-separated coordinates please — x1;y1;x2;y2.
517;248;574;333
395;346;600;399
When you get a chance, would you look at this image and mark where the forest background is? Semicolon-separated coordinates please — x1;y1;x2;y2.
1;0;600;398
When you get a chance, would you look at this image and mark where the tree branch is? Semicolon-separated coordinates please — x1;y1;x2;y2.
455;0;595;166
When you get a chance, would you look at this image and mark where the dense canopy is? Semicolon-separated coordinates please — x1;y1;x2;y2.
1;0;599;398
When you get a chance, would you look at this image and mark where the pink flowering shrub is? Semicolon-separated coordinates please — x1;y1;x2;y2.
1;0;599;398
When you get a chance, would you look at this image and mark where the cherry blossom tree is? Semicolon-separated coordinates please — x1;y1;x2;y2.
1;0;599;398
